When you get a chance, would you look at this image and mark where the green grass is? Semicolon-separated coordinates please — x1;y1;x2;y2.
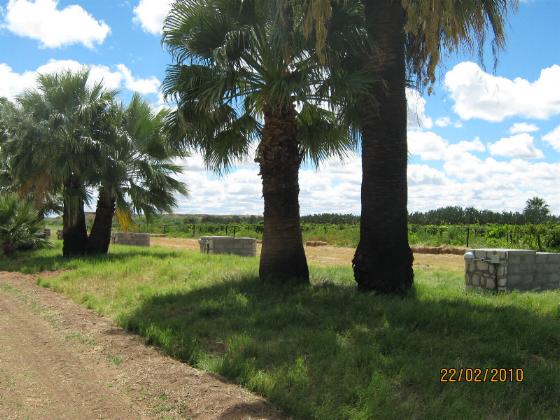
1;244;559;419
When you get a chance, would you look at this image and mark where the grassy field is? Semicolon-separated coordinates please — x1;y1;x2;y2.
1;243;559;419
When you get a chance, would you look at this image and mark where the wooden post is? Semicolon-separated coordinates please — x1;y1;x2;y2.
466;226;470;247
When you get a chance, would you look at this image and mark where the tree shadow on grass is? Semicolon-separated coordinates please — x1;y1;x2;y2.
0;248;182;274
121;276;560;419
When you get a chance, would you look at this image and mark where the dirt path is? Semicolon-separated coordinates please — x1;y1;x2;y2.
0;272;283;420
151;237;464;272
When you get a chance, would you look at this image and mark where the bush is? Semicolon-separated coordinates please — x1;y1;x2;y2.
0;194;51;255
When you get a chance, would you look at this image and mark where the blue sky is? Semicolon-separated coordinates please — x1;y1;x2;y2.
1;0;559;215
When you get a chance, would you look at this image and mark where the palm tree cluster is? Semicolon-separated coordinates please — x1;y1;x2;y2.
0;71;187;257
162;0;517;293
0;0;518;294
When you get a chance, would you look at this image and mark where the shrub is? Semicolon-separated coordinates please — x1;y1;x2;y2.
0;194;51;255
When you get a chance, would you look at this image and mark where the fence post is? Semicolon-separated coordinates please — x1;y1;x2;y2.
466;226;470;247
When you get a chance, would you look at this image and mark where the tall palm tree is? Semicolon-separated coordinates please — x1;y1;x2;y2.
3;71;116;257
290;0;517;293
86;95;187;255
162;0;359;283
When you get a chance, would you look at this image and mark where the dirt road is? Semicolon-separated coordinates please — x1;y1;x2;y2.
0;272;282;420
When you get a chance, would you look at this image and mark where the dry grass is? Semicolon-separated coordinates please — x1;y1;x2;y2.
151;236;465;272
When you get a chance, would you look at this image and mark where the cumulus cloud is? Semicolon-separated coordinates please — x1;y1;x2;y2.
0;63;37;100
2;0;110;48
408;131;447;160
133;0;173;35
171;146;560;215
0;60;160;101
116;64;160;95
408;131;485;161
509;122;539;134
542;126;560;152
408;164;447;186
489;133;544;159
445;61;560;122
407;88;433;129
435;117;451;128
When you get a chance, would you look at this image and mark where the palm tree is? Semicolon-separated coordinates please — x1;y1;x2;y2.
86;95;187;255
0;193;51;255
3;71;116;257
162;0;358;283
290;0;517;293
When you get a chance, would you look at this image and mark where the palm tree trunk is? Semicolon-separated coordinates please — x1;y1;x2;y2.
256;105;309;284
353;0;413;294
86;186;115;255
62;176;88;257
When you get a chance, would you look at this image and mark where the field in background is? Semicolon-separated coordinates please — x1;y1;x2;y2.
1;242;559;419
46;214;560;251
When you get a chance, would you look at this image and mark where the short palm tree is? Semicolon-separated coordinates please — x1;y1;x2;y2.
4;71;116;257
162;0;358;283
87;95;187;255
292;0;517;293
0;193;51;255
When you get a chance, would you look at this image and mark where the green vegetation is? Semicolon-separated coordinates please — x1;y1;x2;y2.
162;0;359;283
1;71;185;257
47;213;560;251
1;244;558;419
289;0;518;293
0;193;51;255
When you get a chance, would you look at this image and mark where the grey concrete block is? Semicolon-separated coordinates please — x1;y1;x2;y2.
113;232;150;247
199;236;256;257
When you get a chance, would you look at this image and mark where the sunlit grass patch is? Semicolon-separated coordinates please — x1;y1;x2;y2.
2;245;559;419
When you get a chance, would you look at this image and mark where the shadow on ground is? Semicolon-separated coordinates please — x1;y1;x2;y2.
120;275;560;419
0;248;181;274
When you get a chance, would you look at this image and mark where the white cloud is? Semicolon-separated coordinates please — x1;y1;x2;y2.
0;60;161;101
509;122;539;134
489;133;544;159
408;165;447;186
445;61;560;122
408;131;485;162
435;117;451;128
407;89;433;129
0;63;37;100
170;147;560;216
408;131;447;160
133;0;173;35
2;0;110;48
542;126;560;152
116;64;160;95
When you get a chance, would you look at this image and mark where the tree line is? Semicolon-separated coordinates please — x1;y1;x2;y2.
1;0;518;296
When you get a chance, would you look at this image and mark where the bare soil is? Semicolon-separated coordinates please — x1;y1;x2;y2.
0;272;283;420
151;237;464;272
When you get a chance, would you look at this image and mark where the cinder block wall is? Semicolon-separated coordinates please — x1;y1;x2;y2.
199;236;256;257
535;253;560;290
112;232;151;247
465;249;560;292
